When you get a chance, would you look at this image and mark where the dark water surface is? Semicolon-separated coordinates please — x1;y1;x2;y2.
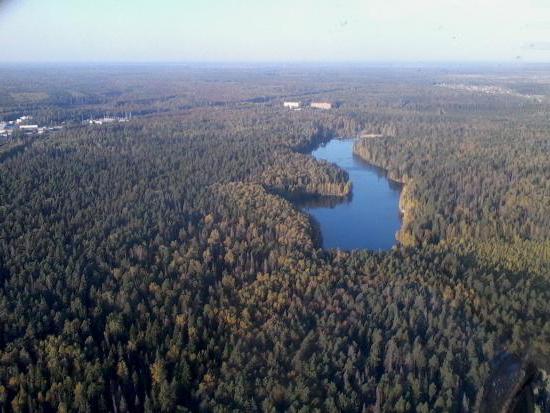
301;139;402;250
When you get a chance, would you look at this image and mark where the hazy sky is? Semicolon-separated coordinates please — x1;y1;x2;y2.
1;0;550;63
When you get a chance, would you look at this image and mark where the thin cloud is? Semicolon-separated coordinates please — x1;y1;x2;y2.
523;42;550;51
0;0;16;14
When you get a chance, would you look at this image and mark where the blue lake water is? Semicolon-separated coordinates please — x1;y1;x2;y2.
301;139;402;251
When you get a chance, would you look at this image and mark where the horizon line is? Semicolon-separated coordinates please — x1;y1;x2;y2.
2;59;550;67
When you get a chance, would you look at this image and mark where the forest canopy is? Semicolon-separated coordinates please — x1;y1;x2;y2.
0;65;549;412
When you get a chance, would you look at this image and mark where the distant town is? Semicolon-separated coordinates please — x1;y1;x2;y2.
1;101;332;145
1;101;332;143
0;114;132;143
435;83;544;102
0;115;62;139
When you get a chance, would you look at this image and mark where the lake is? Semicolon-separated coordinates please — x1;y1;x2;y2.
300;139;402;250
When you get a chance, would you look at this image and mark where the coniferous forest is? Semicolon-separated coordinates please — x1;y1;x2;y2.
0;65;549;412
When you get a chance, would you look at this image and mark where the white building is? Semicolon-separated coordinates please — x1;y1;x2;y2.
89;117;122;125
283;101;301;110
310;102;332;110
16;116;32;125
19;125;39;131
90;118;112;125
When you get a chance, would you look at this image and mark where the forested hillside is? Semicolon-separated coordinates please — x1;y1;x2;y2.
0;65;548;412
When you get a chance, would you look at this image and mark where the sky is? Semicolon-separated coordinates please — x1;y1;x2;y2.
1;0;550;63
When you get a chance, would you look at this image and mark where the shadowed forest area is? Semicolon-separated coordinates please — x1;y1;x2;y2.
0;65;549;412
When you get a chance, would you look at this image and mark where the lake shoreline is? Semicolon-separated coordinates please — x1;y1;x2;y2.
351;138;414;247
301;138;403;250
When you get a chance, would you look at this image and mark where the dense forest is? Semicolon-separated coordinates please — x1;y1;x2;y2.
0;65;549;412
